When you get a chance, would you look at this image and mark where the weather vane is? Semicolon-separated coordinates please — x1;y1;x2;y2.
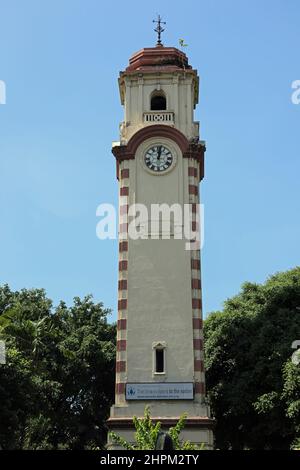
153;15;166;46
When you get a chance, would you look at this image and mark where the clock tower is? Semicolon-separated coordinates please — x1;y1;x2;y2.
107;27;214;448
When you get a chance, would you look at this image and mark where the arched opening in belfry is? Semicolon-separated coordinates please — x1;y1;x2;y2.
150;90;167;110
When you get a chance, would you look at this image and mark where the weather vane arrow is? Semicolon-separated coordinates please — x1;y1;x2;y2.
153;15;166;46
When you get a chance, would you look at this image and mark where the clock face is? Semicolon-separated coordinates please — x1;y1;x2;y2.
144;145;173;173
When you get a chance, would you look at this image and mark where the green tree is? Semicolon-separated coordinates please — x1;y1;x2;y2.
204;267;300;449
0;285;116;449
281;359;300;449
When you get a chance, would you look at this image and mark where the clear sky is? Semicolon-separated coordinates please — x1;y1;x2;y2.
0;0;299;321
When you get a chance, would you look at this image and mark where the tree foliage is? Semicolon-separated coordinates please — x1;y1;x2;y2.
0;285;116;449
204;267;300;449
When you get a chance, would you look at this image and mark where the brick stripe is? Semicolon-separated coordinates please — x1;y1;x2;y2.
119;241;128;252
192;299;201;309
193;338;203;350
191;259;200;270
115;167;129;406
188;167;198;177
118;299;127;310
119;260;128;271
194;359;204;372
191;203;197;214
191;279;201;290
194;382;205;395
117;339;127;351
121;168;129;179
116;361;126;373
189;185;198;196
191;221;198;232
188;161;205;399
193;318;203;329
120;187;129;196
117;318;127;330
118;279;128;290
115;382;126;394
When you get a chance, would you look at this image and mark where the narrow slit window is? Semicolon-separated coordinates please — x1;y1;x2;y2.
155;348;164;373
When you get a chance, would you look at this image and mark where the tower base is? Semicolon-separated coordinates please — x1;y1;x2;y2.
107;402;215;449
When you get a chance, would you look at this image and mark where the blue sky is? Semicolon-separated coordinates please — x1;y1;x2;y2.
0;0;299;321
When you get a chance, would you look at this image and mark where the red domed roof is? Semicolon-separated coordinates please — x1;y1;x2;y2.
124;45;191;73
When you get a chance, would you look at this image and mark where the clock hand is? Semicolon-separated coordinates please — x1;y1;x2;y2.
157;146;162;160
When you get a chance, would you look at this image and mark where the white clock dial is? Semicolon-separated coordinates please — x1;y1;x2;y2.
144;145;173;172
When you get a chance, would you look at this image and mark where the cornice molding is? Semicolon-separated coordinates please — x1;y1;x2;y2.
107;416;215;430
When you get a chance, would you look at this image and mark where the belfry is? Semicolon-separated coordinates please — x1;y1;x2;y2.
107;20;214;448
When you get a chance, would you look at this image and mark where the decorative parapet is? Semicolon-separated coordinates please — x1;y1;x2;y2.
144;111;174;124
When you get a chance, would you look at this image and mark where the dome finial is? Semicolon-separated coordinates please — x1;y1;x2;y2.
152;14;166;46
